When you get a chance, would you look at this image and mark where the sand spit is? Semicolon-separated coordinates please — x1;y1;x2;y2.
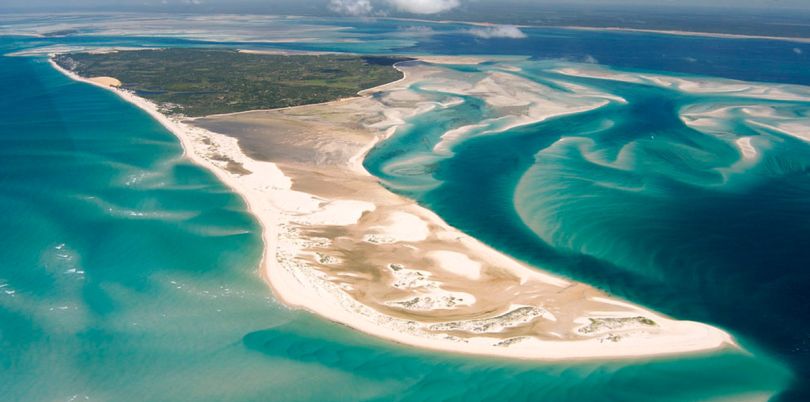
52;57;735;360
560;26;810;44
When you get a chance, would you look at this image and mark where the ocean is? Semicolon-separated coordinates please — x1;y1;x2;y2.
1;15;808;401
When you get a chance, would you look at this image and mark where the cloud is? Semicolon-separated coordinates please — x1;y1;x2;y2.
400;26;436;36
328;0;373;16
329;0;460;16
386;0;460;14
467;25;527;39
794;47;803;55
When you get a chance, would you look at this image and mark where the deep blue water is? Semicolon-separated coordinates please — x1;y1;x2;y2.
272;18;810;86
365;60;810;401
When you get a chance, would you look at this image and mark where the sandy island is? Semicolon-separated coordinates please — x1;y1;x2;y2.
50;56;736;360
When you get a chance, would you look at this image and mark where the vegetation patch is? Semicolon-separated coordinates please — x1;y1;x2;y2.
54;48;408;117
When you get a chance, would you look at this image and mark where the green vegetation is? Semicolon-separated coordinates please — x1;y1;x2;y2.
54;49;408;117
577;316;657;335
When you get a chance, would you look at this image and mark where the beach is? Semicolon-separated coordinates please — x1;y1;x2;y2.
50;56;736;361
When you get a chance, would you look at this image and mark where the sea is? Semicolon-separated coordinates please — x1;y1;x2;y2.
1;14;808;401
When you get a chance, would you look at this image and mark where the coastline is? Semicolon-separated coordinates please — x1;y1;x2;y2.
558;26;810;44
49;56;737;361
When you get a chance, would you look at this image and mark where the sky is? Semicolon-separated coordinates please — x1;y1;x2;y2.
2;0;810;14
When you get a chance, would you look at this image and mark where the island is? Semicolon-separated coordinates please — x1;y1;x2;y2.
51;48;733;360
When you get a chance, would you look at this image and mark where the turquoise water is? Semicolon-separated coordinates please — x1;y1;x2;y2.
1;16;808;401
365;61;810;400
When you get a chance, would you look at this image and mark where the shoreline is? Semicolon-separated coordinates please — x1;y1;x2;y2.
50;56;737;361
557;26;810;44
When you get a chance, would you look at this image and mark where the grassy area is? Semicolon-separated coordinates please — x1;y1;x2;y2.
54;49;408;117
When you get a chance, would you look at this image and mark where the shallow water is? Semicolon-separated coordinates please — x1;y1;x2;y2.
365;61;810;401
1;16;808;401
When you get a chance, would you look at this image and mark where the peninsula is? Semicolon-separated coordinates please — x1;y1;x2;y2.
52;48;734;360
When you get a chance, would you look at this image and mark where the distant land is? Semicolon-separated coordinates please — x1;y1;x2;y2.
54;49;407;117
422;4;810;39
